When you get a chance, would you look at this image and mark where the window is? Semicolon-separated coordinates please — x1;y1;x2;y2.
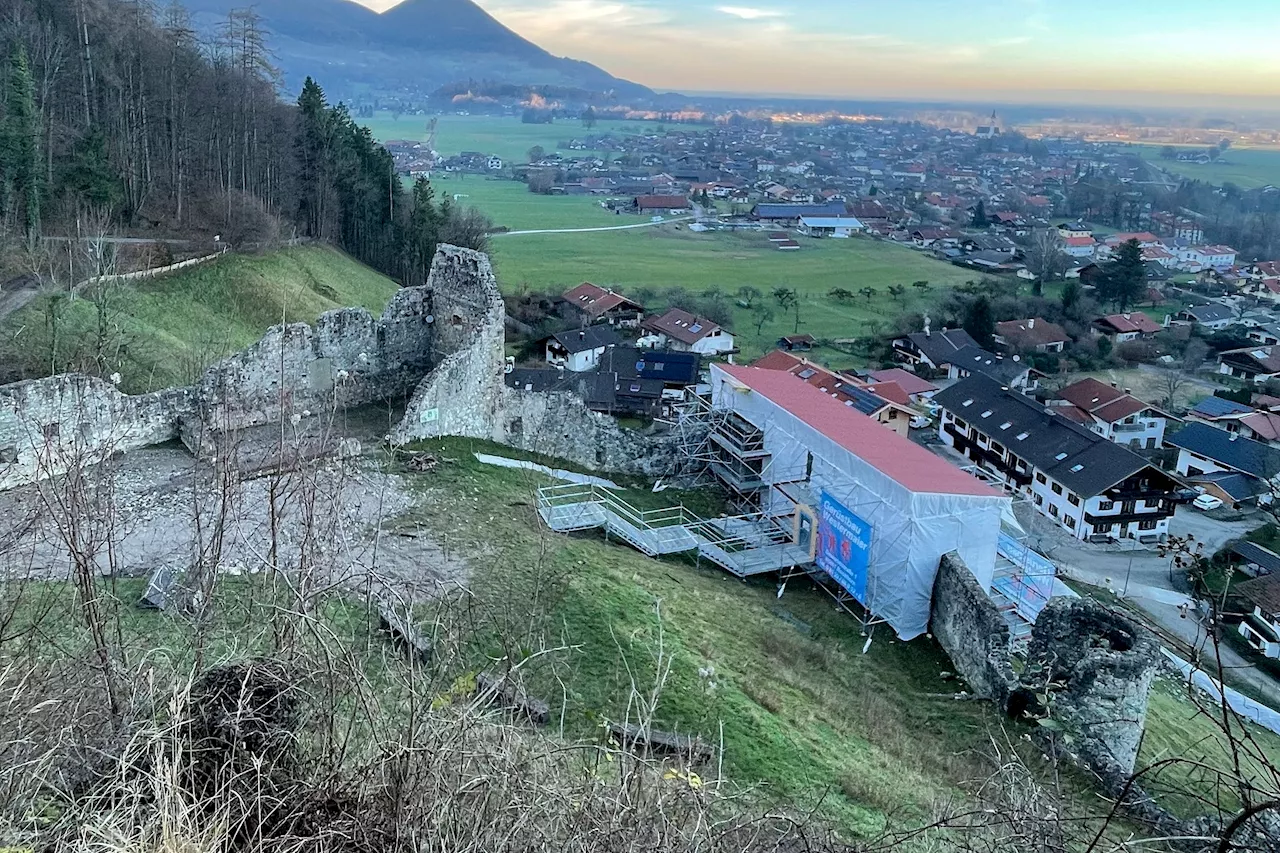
1143;499;1159;508
1055;452;1068;461
1099;500;1115;511
1068;494;1080;506
1066;516;1077;528
1051;483;1063;495
1036;473;1047;485
1034;494;1043;507
1049;505;1059;518
1139;520;1158;531
1095;523;1114;534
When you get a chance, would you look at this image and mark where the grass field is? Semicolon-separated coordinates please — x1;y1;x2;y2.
433;175;623;230
1132;144;1280;190
490;227;975;363
364;112;654;162
0;246;401;393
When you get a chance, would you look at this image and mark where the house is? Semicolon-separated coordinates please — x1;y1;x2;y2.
1228;541;1280;578
892;327;980;372
1063;236;1097;258
934;375;1183;542
1092;313;1163;342
867;368;939;402
1048;378;1171;449
1187;395;1256;431
1105;232;1164;249
598;346;701;405
751;202;848;224
1236;411;1280;446
707;363;1006;640
777;334;816;352
1234;574;1280;658
751;351;915;436
946;346;1040;393
1178;245;1238;273
1247;324;1280;346
1166;422;1280;501
1175;304;1235;331
1056;222;1092;239
1218;346;1280;384
542;326;621;372
634;194;690;213
639;308;734;355
994;318;1070;353
560;282;645;328
797;216;865;238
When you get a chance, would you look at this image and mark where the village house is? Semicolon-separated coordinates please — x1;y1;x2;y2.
867;368;939;403
1186;395;1256;433
639;308;735;355
1177;245;1238;273
797;216;865;238
1175;304;1236;331
1063;235;1098;258
994;318;1070;353
560;282;645;328
752;351;915;437
1167;422;1280;509
946;346;1040;393
1218;345;1280;384
633;194;691;214
1048;378;1171;449
1234;574;1280;659
934;375;1182;542
542;326;621;373
1091;312;1163;342
892;327;980;373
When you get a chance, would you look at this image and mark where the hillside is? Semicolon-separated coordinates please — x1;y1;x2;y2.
0;246;401;393
181;0;651;99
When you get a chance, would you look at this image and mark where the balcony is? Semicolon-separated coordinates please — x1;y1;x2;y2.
1085;506;1173;527
1113;420;1160;434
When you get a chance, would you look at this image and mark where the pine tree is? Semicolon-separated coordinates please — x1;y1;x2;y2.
1101;239;1145;311
295;77;331;237
963;295;996;350
3;43;43;239
971;200;987;228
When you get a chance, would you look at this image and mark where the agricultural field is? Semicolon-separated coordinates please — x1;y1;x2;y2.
1131;143;1280;190
0;246;401;393
433;176;624;231
489;227;975;363
364;112;655;163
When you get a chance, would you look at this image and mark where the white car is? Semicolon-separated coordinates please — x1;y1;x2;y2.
909;415;933;430
1192;494;1224;512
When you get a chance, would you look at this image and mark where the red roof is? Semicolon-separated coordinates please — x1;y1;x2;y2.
635;194;689;210
715;364;999;498
561;282;642;319
867;368;939;397
1065;236;1095;247
1095;312;1162;335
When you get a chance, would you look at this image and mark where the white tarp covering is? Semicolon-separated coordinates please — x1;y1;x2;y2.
473;453;620;488
712;368;1009;640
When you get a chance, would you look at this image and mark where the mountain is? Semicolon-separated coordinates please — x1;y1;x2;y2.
182;0;651;100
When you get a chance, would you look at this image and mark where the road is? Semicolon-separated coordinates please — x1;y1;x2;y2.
494;215;695;237
1017;502;1280;706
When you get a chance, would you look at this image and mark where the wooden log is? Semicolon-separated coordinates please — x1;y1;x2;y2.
376;603;433;665
607;722;714;764
476;671;550;726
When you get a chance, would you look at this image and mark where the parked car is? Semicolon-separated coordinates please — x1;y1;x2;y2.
909;415;932;430
1192;494;1224;512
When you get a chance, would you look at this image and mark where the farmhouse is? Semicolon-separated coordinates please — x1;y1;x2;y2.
751;201;848;224
934;375;1182;542
633;194;690;213
1092;313;1163;342
1218;346;1280;384
994;318;1070;353
639;308;735;355
560;282;645;328
708;363;1007;640
1048;378;1171;449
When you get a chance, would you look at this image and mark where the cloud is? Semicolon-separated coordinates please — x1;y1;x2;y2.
716;6;785;20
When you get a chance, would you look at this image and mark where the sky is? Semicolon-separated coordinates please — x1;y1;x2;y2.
352;0;1280;108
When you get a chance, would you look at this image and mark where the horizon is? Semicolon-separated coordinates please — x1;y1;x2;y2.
350;0;1280;111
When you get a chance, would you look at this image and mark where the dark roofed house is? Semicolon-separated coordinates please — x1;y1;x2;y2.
947;345;1040;393
752;201;848;223
1092;312;1163;341
542;325;621;373
1230;541;1280;578
1176;303;1235;331
1234;573;1280;657
891;327;979;372
1168;422;1280;489
1219;345;1280;384
560;282;644;328
995;318;1070;353
1188;395;1255;428
599;346;700;401
934;374;1182;542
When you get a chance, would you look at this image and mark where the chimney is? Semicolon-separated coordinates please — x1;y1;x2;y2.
1028;318;1036;329
1111;381;1118;388
579;329;586;340
1123;312;1132;320
1124;388;1132;395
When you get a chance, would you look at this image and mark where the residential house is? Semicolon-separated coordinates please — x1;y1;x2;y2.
892;327;980;372
1177;245;1238;273
797;216;865;238
1235;575;1280;658
1092;312;1163;342
1056;222;1092;239
995;318;1070;353
751;351;915;436
777;334;816;352
1234;411;1280;447
947;346;1040;393
634;194;690;213
1218;346;1280;384
1167;422;1280;506
1105;232;1164;250
1048;378;1171;449
1063;235;1098;258
1186;395;1256;432
560;282;645;328
598;346;701;407
1247;324;1280;346
911;227;963;249
867;368;939;402
934;375;1183;541
751;202;848;224
1175;304;1236;331
542;326;621;372
640;308;735;355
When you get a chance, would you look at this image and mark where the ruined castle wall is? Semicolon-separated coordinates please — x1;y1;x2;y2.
930;553;1018;702
0;375;190;490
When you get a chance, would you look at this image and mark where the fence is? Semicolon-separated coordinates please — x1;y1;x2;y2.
78;248;228;289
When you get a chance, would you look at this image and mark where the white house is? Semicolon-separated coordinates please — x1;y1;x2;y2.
798;216;865;238
639;308;734;355
1235;574;1280;658
487;156;504;171
543;326;621;372
1177;245;1238;273
1063;236;1097;258
1049;378;1171;450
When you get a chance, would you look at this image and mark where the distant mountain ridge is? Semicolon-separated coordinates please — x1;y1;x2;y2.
181;0;651;99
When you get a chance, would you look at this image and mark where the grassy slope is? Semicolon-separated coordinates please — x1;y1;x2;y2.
490;228;975;363
1132;144;1280;190
434;176;624;230
1;246;401;393
364;113;652;163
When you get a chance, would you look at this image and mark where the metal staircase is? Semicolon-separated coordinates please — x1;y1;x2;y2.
537;483;812;577
989;531;1060;646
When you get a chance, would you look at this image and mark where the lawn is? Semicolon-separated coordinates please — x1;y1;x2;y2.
0;245;401;393
432;176;624;231
489;228;975;364
363;112;654;163
1131;144;1280;190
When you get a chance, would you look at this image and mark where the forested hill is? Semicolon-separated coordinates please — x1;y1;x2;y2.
178;0;651;100
0;0;485;287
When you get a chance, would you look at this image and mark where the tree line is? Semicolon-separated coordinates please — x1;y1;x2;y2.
0;0;487;282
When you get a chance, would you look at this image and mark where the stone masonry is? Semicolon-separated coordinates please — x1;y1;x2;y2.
930;552;1019;701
